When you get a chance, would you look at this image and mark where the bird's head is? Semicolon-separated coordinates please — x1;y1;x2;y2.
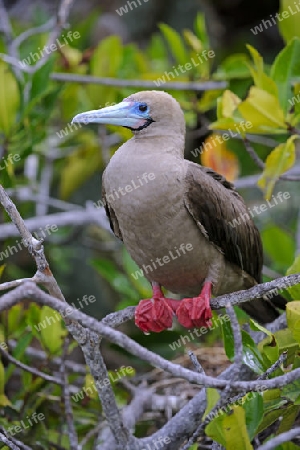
72;90;185;137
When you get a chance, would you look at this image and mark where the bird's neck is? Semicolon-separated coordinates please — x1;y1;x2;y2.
131;134;185;158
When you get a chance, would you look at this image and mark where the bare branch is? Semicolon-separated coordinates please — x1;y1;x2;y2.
1;281;300;394
257;427;300;450
51;72;227;92
60;339;78;449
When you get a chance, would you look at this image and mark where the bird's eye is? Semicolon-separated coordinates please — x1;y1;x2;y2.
138;104;148;112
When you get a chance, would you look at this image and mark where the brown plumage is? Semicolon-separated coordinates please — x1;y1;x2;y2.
72;90;286;332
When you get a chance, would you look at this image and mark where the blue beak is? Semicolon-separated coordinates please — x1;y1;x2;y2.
71;101;151;130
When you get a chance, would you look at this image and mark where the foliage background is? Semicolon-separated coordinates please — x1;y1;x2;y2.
0;0;300;449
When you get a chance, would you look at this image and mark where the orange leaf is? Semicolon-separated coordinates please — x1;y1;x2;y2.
201;134;240;182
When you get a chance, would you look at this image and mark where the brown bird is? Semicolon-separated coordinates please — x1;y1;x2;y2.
72;90;286;332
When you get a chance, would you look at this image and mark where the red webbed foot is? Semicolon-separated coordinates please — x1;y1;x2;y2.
135;285;178;333
176;281;213;329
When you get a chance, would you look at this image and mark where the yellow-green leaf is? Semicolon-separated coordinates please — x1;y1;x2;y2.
0;62;20;135
238;87;286;132
287;302;300;344
246;45;278;97
0;361;11;406
218;90;241;119
286;255;300;300
0;265;5;279
206;405;253;450
40;306;67;354
203;388;220;418
258;135;296;199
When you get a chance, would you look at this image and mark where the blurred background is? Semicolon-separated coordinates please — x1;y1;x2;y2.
0;0;299;446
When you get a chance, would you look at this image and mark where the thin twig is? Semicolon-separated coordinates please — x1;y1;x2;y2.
0;345;63;385
243;138;300;181
188;350;205;374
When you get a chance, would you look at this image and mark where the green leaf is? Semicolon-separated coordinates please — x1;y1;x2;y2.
88;35;123;107
5;332;33;382
213;54;251;80
286;255;300;299
59;133;102;199
0;62;20;135
206;405;253;450
159;24;188;66
282;379;300;402
287;302;300;343
258;136;296;199
262;226;295;269
40;306;67;354
271;37;300;113
91;257;139;301
221;321;266;374
244;393;264;440
278;1;300;43
0;361;11;406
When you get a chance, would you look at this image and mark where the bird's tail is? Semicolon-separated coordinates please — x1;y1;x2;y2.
240;293;287;324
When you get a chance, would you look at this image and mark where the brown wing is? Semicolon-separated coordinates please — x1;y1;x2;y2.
102;170;123;241
184;163;263;283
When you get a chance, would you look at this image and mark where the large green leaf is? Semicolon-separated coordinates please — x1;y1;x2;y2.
244;393;264;440
206;405;253;450
278;1;300;43
159;24;188;66
262;226;295;269
271;37;300;113
0;62;20;135
221;321;266;374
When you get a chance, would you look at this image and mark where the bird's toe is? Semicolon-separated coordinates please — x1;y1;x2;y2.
135;297;174;333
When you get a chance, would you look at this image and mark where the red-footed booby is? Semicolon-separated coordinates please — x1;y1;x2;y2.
72;91;286;333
